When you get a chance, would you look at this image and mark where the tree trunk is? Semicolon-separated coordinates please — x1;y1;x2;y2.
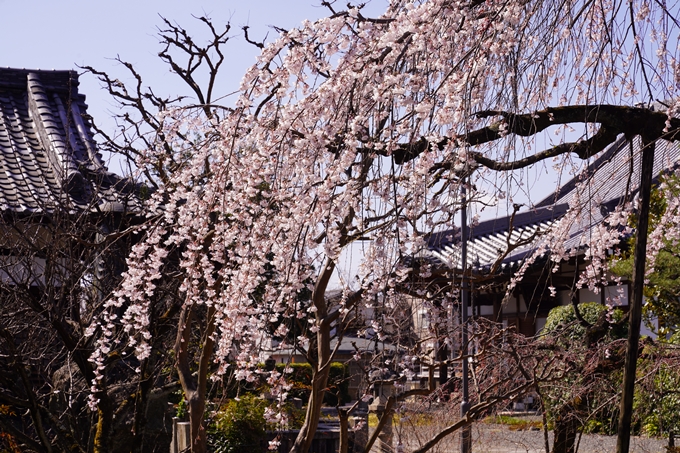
338;408;349;453
291;257;336;453
186;390;208;453
93;392;113;453
291;322;333;453
174;304;216;453
552;411;577;453
537;389;551;453
130;361;152;452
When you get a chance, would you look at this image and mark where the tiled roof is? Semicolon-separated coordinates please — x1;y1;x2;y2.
0;67;139;215
426;129;680;273
535;135;680;209
427;204;567;273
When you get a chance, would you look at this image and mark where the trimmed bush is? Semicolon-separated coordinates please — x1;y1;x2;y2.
275;362;351;406
209;395;268;453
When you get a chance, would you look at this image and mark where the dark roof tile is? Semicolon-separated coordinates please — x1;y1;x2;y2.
0;67;143;215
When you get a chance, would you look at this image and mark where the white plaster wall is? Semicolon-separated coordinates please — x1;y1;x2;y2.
478;305;494;316
518;295;528;312
0;256;47;286
535;316;547;334
502;294;518;312
578;288;600;304
640;296;659;339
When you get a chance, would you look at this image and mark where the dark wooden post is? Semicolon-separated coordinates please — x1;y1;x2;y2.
616;139;655;453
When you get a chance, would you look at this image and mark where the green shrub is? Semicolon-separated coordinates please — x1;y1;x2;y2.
544;302;626;343
208;395;268;453
541;302;627;436
275;362;350;406
582;419;606;434
175;394;187;419
633;356;680;437
208;394;307;452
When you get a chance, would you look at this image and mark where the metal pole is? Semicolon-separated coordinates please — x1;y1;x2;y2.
460;181;471;453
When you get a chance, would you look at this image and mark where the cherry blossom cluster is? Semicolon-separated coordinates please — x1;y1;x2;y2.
89;0;680;411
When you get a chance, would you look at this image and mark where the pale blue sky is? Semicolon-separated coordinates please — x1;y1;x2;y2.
0;1;384;137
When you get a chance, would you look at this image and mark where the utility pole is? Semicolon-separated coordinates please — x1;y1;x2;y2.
460;181;471;453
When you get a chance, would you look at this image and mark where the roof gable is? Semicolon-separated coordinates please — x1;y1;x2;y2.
0;67;137;215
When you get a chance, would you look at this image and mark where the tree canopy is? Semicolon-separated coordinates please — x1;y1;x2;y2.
86;1;680;452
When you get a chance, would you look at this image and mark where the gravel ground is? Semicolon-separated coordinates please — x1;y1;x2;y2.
467;423;667;453
375;422;668;453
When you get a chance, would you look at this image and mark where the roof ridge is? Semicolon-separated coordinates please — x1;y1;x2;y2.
0;67;79;93
26;72;83;190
